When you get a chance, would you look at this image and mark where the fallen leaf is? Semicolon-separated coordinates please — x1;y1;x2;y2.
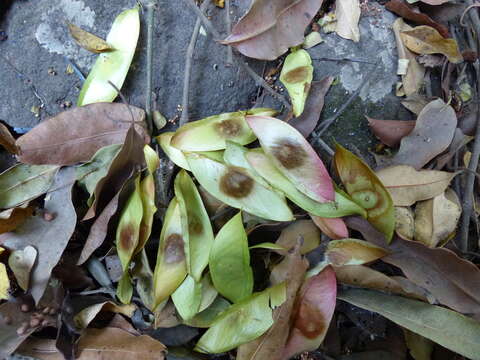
302;31;323;49
0;122;18;154
0;205;34;234
0;164;59;209
325;238;389;266
195;284;284;353
157;132;191;170
185;153;293;221
247;115;334;203
385;0;449;37
68;23;114;53
16;103;148;166
185;296;230;328
395;206;415;240
401;93;429;115
366;116;415;147
376;165;456;206
338;288;480;359
222;0;324;60
417;0;450;5
403;329;434;360
311;216;349;239
237;243;308;360
400;25;463;63
275;220;321;255
78;7;140;106
414;190;461;247
0;167;77;304
153;198;187;309
8;245;37;291
74;301;136;329
335;0;360;42
346;216;480;317
389;99;457;169
393;19;426;96
172;275;202;320
435;128;473;169
0;260;9;300
282;266;337;359
334;144;395;242
292;77;333;137
280;49;313;117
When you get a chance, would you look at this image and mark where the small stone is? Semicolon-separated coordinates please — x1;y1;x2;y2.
43;212;56;221
21;304;31;312
47;67;57;76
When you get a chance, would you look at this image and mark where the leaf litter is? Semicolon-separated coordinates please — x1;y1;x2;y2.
2;1;480;359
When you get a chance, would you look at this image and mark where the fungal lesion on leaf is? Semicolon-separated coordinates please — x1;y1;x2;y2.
294;300;326;339
271;138;307;169
283;66;311;83
164;233;185;264
119;224;136;251
219;167;254;198
214;117;243;139
188;213;204;235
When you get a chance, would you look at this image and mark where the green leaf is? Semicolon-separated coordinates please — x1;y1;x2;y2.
334;144;395;242
116;272;134;305
280;49;313;116
78;6;140;106
246;150;366;217
195;285;284;354
174;170;214;281
249;242;286;250
209;212;253;303
172;275;203;320
153;197;187;309
186;153;293;221
157;132;191;170
171;108;276;151
185;296;231;328
0;164;59;209
338;288;480;359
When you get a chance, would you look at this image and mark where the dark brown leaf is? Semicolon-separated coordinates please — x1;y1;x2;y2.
16;103;149;166
366;116;415;147
0;122;18;154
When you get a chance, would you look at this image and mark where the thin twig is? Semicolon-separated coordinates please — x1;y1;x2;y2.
180;1;209;126
310;62;379;144
185;0;221;39
145;0;156;134
238;60;292;110
225;0;233;65
312;57;376;65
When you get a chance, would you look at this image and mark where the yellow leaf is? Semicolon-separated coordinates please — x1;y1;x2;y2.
0;247;10;300
68;23;114;53
400;25;462;63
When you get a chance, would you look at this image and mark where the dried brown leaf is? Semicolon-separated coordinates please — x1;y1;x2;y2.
0;122;18;154
367;116;415;147
0;205;34;234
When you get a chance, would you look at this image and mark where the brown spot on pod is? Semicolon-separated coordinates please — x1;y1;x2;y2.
271;138;307;169
164;233;185;264
188;214;203;235
219;167;254;198
294;300;326;339
119;224;135;252
215;118;243;138
283;66;310;83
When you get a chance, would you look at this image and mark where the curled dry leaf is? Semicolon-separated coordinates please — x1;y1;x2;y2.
74;301;136;329
325;238;389;266
292;77;333;137
414;189;461;247
275;220;321;255
335;0;361;42
222;0;324;60
334;144;395;242
311;216;349;239
280;49;313;117
68;23;114;53
395;206;415;240
376;165;456;206
389;99;457;169
0;205;34;234
247;115;334;203
78;7;140;106
400;25;463;63
0;122;18;154
8;245;37;291
338;289;480;359
385;0;449;38
16;103;148;166
0;167;77;304
366;116;415;147
282;266;337;360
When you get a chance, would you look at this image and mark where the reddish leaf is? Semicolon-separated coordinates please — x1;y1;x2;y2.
222;0;324;60
291;77;333;137
282;266;337;359
311;216;349;239
366;116;415;147
385;0;449;38
0;122;18;154
16;103;149;166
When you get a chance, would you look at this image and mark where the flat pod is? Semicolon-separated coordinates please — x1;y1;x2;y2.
78;7;140;105
209;212;253;303
334;144;395;243
280;49;313;116
171;108;276;151
185;153;293;221
174;170;214;281
246;150;366;218
246;115;334;203
153;198;187;309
